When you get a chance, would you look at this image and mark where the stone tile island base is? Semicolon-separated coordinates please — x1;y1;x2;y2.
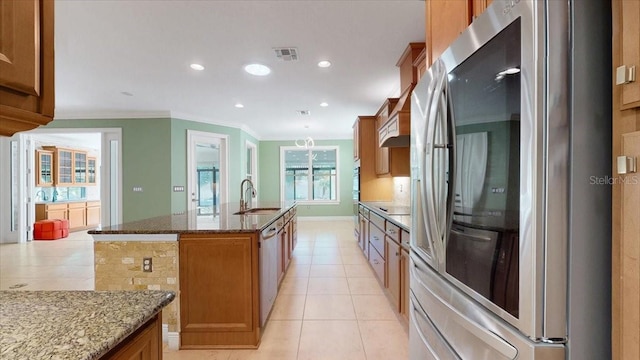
93;236;180;349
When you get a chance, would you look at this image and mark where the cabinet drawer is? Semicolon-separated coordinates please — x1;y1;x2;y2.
46;203;67;211
386;222;401;243
369;223;385;258
67;202;86;209
368;246;385;283
370;212;385;231
86;201;101;207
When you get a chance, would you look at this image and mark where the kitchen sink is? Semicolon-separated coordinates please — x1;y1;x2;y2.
233;207;281;215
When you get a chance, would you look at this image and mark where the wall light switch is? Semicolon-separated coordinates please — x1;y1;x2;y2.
133;186;143;192
173;186;185;192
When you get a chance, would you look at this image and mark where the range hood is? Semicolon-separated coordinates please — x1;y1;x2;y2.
379;83;414;147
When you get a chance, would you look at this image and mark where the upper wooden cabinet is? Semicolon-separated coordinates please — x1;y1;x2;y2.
472;0;493;21
353;116;376;163
617;0;640;109
88;157;97;184
376;99;410;177
41;146;96;186
35;150;54;187
0;0;55;137
426;0;493;66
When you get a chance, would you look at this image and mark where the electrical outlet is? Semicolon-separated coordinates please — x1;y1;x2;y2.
142;257;153;272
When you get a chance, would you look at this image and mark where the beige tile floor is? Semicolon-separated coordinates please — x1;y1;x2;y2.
0;219;408;360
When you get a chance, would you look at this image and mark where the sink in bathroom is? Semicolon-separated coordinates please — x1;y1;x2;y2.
233;207;281;215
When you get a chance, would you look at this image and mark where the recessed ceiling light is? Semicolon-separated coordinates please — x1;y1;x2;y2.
320;102;329;107
244;63;271;76
190;63;205;71
235;103;244;108
317;60;331;68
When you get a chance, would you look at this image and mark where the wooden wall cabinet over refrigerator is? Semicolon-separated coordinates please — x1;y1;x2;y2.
425;0;492;66
0;0;55;137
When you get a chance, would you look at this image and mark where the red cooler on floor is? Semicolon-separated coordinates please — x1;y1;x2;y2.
34;219;69;240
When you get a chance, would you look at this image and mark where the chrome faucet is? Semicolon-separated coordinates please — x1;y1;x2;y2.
239;178;256;212
35;190;48;202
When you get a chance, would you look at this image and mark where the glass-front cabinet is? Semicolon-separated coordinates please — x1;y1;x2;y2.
35;150;54;187
87;157;97;185
74;151;87;184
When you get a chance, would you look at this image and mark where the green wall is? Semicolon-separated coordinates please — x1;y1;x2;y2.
45;118;351;221
259;139;354;217
45;118;172;222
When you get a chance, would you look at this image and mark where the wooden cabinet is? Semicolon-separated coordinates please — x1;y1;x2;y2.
86;201;101;228
472;0;493;20
413;48;428;82
43;147;74;186
354;116;394;202
179;232;260;348
400;247;410;322
353;116;376;163
612;1;640;358
375;98;409;177
617;0;640;109
36;201;100;231
426;0;470;66
100;312;162;360
386;236;401;310
88;157;97;184
36;203;67;222
0;0;55;137
35;150;54;187
67;202;86;230
74;151;88;184
42;146;94;185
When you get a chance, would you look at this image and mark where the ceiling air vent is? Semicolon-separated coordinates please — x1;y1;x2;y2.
274;47;299;61
297;110;311;116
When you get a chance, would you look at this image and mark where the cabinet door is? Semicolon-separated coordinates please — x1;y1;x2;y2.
86;205;101;227
400;248;410;321
619;131;640;359
427;0;471;65
87;157;97;184
260;233;278;327
472;0;492;20
46;206;67;221
67;203;86;230
36;150;53;187
103;314;161;360
56;149;74;186
0;0;54;136
353;120;360;160
618;0;640;109
386;238;401;311
74;152;87;184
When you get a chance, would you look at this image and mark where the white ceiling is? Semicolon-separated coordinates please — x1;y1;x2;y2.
54;0;425;140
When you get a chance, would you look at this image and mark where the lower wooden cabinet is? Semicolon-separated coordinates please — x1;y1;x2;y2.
35;201;100;231
67;202;86;230
99;312;162;360
400;247;410;322
179;233;260;349
386;237;401;311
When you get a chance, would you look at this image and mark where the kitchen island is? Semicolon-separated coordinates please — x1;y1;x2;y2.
0;290;175;360
89;202;297;350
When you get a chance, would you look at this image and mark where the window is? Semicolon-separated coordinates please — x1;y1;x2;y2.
281;146;339;203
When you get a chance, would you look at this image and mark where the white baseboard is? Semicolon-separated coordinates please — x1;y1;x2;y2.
167;332;180;350
162;324;168;343
298;216;353;222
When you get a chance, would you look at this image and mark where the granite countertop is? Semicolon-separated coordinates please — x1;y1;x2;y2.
0;290;175;360
359;201;411;231
89;201;296;235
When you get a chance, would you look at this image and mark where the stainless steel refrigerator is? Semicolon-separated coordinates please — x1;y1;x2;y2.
409;0;612;359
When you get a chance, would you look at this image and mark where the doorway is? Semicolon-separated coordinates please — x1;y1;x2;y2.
187;130;228;228
0;128;122;243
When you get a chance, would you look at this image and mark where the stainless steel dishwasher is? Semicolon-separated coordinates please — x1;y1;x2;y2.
259;222;279;327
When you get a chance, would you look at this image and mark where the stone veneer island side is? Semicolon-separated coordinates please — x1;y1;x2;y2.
89;202;297;350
